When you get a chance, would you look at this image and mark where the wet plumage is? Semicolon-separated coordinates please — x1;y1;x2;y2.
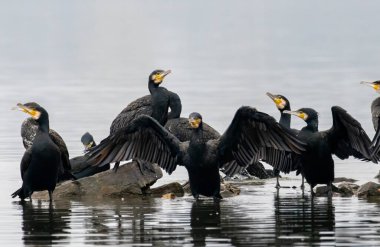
86;106;305;199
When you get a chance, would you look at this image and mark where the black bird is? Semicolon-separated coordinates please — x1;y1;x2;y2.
12;103;61;201
361;80;380;156
109;69;179;171
86;106;305;200
19;102;73;182
267;92;304;188
70;132;110;179
284;106;376;195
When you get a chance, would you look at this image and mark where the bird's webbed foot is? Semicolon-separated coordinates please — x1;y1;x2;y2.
193;194;200;200
275;176;281;189
213;194;223;201
300;176;305;190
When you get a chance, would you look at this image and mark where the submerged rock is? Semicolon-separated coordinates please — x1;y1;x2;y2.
333;177;358;183
149;182;184;197
315;182;358;197
33;161;162;199
357;182;380;198
182;181;240;198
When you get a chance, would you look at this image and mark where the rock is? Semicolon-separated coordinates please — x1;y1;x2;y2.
315;185;339;197
357;182;380;198
337;182;359;197
149;182;184;197
334;177;357;183
245;162;273;179
33;161;163;200
162;193;176;199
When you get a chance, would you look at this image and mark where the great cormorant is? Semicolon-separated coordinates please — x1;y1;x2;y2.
19;102;73;182
360;80;380;157
86;106;306;199
267;92;304;188
12;103;61;201
70;132;110;179
284;106;376;195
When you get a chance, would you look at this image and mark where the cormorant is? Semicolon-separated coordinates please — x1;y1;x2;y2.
19;102;73;182
109;69;179;171
360;80;380;156
12;103;61;201
284;106;376;195
86;106;306;199
267;92;304;188
70;132;110;179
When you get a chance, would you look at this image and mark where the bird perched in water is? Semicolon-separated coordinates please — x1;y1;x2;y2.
284;106;376;196
360;80;380;157
86;106;305;200
70;132;110;179
19;102;74;182
266;92;304;188
12;103;62;201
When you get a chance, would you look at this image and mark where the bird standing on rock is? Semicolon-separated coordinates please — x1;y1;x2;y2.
12;103;61;202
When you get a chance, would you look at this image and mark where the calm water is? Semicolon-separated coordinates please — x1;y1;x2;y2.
1;1;380;246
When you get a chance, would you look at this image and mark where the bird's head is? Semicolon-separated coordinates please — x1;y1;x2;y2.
189;112;203;129
81;132;96;151
266;92;290;111
149;69;171;85
283;108;318;122
361;80;380;94
14;102;48;123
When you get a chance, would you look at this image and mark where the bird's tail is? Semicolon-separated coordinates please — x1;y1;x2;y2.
11;187;26;199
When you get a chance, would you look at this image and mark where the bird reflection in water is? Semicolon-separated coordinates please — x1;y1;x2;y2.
19;201;71;246
274;191;335;245
190;200;222;246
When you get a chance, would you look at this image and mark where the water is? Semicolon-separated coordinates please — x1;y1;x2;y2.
1;0;380;246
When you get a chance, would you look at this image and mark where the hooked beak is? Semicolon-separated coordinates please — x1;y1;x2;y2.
189;118;201;129
84;141;94;151
13;103;41;120
266;92;285;109
283;110;307;121
154;70;172;84
361;81;380;91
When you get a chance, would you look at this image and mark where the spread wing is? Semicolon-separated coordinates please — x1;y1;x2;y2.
87;115;182;174
217;106;306;172
325;106;376;163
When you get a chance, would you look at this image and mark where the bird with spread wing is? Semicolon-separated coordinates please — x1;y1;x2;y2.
86;106;305;200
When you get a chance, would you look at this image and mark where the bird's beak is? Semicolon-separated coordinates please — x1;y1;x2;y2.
14;103;41;120
283;110;307;120
154;70;172;84
361;81;380;91
84;141;94;151
266;92;285;109
189;118;201;129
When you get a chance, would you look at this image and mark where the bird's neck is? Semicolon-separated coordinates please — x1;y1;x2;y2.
189;126;206;161
279;105;291;128
37;118;50;134
305;118;318;132
190;126;205;145
148;81;159;94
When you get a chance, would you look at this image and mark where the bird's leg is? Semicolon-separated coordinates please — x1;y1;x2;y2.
113;162;120;173
327;182;333;198
48;191;53;203
133;158;153;174
310;185;315;198
300;175;305;189
193;194;200;201
275;176;281;189
213;193;223;201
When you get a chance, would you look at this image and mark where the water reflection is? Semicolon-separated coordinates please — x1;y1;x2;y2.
190;200;221;246
274;191;335;245
20;201;71;246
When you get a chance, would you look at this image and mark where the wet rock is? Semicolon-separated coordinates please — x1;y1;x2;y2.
149;182;184;197
315;185;339;197
357;182;380;198
337;182;359;197
333;177;357;183
33;161;162;200
162;193;176;199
